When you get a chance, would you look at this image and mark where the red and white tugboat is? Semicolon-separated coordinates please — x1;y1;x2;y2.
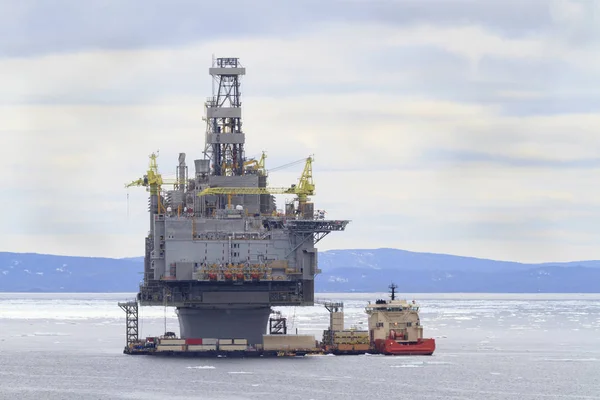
366;283;436;356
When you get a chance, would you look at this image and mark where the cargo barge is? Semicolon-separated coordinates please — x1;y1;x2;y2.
124;334;316;358
120;284;435;357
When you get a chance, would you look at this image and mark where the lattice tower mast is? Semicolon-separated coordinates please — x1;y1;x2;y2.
203;57;246;176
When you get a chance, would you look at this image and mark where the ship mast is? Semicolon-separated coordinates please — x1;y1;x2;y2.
389;283;397;301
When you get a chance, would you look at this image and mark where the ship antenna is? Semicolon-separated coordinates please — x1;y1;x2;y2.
389;282;397;301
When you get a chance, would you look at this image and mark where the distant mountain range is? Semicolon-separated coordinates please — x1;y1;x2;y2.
1;248;600;293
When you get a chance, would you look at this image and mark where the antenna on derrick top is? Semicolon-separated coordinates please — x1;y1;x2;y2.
389;283;398;301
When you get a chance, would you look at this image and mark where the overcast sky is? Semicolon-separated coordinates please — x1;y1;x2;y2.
2;0;600;263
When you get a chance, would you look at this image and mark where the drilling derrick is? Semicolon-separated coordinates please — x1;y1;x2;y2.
127;57;350;345
204;57;245;176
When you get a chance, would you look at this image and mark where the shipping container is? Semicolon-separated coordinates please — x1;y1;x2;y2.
233;339;248;345
353;344;370;351
159;339;186;345
185;338;203;345
188;344;217;351
156;345;186;352
336;344;354;351
262;334;316;351
334;330;368;338
219;344;247;351
218;339;233;345
333;338;369;344
202;338;218;345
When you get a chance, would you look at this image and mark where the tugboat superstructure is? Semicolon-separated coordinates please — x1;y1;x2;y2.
365;283;435;355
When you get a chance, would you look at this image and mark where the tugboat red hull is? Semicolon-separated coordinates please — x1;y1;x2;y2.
375;338;436;356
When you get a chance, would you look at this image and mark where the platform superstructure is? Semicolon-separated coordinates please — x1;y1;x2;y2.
125;57;349;345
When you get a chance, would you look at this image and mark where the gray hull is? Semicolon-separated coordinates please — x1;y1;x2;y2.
177;306;271;345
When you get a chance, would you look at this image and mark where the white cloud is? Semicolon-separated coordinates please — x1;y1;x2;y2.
2;15;600;263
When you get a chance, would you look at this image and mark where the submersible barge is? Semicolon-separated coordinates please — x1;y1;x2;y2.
120;284;436;357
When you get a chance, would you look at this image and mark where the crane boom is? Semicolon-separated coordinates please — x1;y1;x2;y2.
125;152;180;192
197;156;314;198
243;151;267;175
198;187;296;196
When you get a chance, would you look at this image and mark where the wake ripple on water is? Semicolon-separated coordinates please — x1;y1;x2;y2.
425;361;455;365
540;358;599;363
19;332;71;337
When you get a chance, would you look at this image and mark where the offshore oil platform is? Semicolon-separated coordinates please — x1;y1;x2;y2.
122;57;350;346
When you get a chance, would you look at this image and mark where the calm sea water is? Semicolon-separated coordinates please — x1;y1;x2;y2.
0;292;599;400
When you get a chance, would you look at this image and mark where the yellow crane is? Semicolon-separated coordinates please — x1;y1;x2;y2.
197;156;315;213
125;152;180;213
243;151;267;176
